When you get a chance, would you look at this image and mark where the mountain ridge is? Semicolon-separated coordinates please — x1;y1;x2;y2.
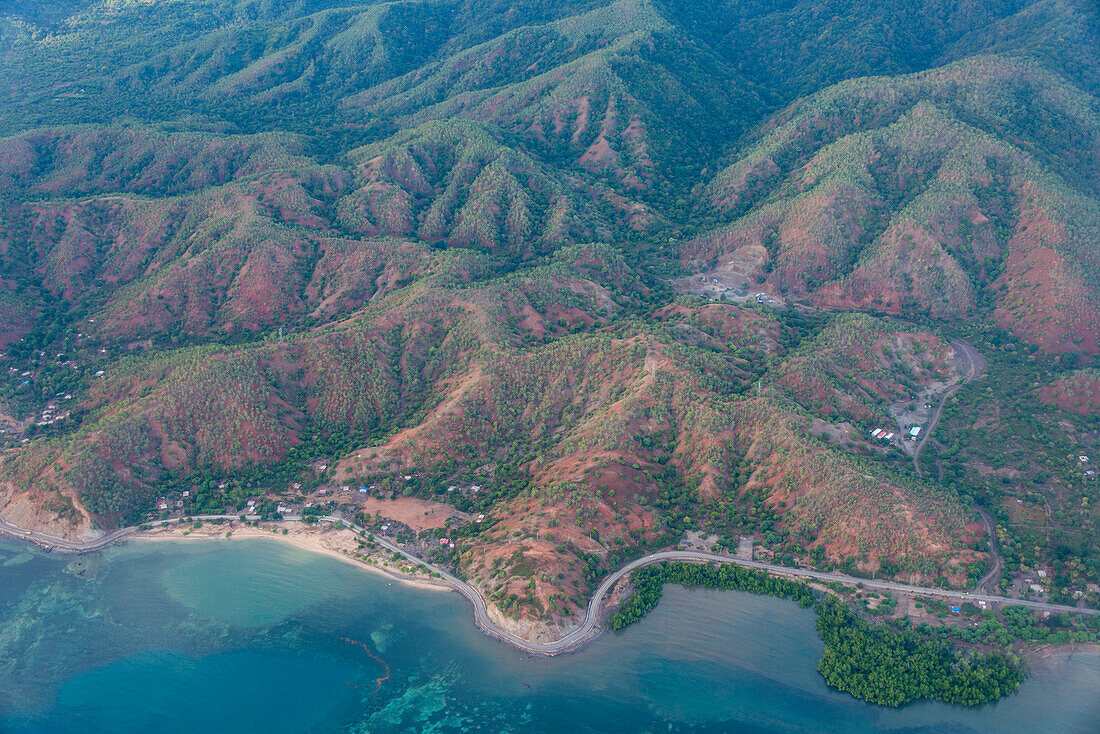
0;0;1098;627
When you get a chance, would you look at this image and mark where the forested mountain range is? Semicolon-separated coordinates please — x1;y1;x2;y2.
0;0;1097;626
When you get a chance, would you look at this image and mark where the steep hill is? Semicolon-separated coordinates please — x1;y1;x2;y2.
0;270;980;614
684;58;1100;355
338;121;628;254
0;0;1098;627
767;314;959;425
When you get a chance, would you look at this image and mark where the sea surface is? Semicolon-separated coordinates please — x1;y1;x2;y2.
0;536;1096;734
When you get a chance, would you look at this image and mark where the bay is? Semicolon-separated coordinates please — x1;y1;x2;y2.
0;536;1096;733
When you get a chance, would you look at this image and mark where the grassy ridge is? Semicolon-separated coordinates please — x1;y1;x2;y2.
0;0;1097;635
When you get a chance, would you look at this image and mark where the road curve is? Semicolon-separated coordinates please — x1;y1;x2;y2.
975;508;1005;595
951;339;987;382
0;517;138;551
913;339;985;477
0;514;1094;657
311;529;1099;656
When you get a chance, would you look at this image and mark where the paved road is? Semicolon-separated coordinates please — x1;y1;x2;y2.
583;550;1097;616
250;526;1100;653
975;508;1005;595
913;339;985;477
2;514;1093;657
0;517;138;551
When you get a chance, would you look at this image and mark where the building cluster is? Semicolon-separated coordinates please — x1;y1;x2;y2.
868;424;922;445
35;395;74;427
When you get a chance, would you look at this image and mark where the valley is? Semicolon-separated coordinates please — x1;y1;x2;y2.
0;0;1098;714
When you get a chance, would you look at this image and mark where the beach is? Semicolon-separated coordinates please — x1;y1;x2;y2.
132;519;453;594
2;535;1098;734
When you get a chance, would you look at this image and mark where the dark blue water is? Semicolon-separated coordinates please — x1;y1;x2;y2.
0;537;1096;733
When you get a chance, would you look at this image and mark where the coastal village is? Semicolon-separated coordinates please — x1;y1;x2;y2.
144;470;484;578
117;509;1100;662
123;456;1100;654
2;339;1096;649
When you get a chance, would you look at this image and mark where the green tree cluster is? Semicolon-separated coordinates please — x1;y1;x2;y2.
609;562;1027;708
815;598;1026;707
607;561;813;630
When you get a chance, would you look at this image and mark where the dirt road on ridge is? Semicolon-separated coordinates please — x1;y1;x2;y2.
913;339;985;477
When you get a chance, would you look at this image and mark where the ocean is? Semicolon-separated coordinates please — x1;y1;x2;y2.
0;536;1096;733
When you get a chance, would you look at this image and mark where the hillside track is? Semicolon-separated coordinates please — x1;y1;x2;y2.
975;508;1005;595
913;339;985;477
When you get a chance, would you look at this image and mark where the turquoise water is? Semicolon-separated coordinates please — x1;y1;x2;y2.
0;537;1097;733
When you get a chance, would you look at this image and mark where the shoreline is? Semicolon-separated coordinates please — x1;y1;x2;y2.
129;521;455;595
1;514;608;655
129;521;594;650
1024;641;1100;671
2;514;1098;660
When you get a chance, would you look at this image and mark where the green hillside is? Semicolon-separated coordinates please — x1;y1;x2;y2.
0;0;1098;642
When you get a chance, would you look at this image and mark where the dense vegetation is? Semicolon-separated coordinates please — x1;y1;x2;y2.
931;323;1100;593
610;563;1027;707
0;0;1097;655
815;598;1026;707
607;561;814;629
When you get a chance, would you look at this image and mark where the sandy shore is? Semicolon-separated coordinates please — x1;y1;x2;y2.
132;520;454;594
1025;641;1100;671
10;515;1098;660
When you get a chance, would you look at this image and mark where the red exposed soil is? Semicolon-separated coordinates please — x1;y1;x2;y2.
992;197;1100;355
1040;374;1100;415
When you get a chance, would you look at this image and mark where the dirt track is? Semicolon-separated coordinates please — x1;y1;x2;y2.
913;339;985;477
976;508;1005;594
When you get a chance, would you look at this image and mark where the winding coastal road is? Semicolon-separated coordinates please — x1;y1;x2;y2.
1;512;1094;656
0;517;138;551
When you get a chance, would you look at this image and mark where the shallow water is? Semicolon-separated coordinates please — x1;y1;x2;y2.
0;536;1096;733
